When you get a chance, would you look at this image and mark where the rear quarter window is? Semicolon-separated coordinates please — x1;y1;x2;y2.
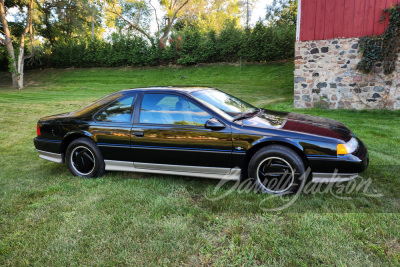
94;94;136;123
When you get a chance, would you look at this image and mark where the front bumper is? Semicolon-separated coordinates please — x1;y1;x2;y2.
308;137;369;175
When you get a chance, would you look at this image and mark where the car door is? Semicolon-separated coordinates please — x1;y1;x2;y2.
89;93;137;162
131;92;233;169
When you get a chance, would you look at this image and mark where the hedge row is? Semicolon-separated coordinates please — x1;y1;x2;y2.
0;22;295;70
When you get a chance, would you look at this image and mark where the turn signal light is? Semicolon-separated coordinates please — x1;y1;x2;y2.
37;124;41;136
337;144;348;155
337;137;359;155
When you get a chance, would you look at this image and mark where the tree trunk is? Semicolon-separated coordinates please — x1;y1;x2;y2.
159;20;174;48
92;16;95;40
0;0;19;88
158;0;189;48
91;8;95;41
17;38;25;89
0;0;33;89
17;73;24;89
11;73;18;89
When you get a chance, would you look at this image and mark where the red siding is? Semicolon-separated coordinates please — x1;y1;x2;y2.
314;0;326;40
364;0;376;35
353;0;364;37
343;0;356;38
333;0;345;37
300;0;317;40
324;0;335;39
299;0;399;41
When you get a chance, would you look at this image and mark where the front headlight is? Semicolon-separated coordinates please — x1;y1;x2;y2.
337;137;358;155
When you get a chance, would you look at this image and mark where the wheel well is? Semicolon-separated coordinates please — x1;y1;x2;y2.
240;141;309;179
61;133;90;157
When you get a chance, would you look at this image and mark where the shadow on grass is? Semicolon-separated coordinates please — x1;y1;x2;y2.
51;164;398;214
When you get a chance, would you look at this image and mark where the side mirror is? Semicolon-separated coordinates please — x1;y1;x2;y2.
205;118;225;130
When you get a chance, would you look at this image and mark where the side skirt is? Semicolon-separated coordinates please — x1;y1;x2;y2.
312;172;358;183
104;160;241;181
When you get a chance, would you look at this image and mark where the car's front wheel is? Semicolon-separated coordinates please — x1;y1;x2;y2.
66;137;105;178
248;145;307;195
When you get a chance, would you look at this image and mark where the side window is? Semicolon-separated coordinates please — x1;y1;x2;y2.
94;94;136;123
140;93;211;126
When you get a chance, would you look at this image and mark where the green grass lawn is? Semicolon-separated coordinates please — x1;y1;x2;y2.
0;63;399;265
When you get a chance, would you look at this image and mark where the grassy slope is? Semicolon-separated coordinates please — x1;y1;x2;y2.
0;63;399;266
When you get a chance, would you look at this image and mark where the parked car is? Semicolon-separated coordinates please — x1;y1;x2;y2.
34;87;369;194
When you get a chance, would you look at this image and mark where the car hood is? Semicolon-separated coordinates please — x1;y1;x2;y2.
242;109;353;142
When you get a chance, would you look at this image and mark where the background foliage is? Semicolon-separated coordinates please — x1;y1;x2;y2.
0;21;295;70
265;0;297;26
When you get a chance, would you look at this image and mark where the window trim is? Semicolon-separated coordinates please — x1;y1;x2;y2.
92;93;137;124
136;92;216;128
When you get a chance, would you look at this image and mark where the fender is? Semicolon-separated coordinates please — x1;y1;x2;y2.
251;136;304;152
250;136;338;158
232;136;308;177
63;130;93;140
60;130;96;156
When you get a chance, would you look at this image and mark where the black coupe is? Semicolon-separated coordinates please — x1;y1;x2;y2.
34;87;369;194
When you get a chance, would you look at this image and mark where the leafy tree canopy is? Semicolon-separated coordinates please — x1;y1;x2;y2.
174;0;249;33
35;0;103;46
265;0;297;26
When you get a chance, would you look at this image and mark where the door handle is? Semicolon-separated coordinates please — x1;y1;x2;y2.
133;132;144;137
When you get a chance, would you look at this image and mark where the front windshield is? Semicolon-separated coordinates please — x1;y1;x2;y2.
190;89;257;118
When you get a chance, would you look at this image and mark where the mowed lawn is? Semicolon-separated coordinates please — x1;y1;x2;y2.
0;63;399;265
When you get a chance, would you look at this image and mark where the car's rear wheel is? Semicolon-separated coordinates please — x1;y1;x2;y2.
66;137;105;178
248;145;307;195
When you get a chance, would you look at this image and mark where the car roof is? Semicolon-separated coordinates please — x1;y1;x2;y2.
121;86;215;94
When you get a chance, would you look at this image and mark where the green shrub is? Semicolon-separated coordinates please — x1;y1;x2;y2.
217;20;244;62
1;22;295;70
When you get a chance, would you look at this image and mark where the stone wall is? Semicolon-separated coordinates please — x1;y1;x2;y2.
294;38;400;109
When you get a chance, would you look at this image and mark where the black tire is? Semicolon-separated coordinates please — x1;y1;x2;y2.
248;145;307;195
66;137;105;178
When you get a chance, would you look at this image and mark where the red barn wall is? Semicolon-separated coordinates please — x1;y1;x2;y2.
299;0;399;41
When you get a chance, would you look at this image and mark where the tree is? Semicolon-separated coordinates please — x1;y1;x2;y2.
104;0;152;40
35;0;103;46
173;0;243;33
239;0;257;28
265;0;297;26
158;0;189;46
104;0;190;47
0;0;34;89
